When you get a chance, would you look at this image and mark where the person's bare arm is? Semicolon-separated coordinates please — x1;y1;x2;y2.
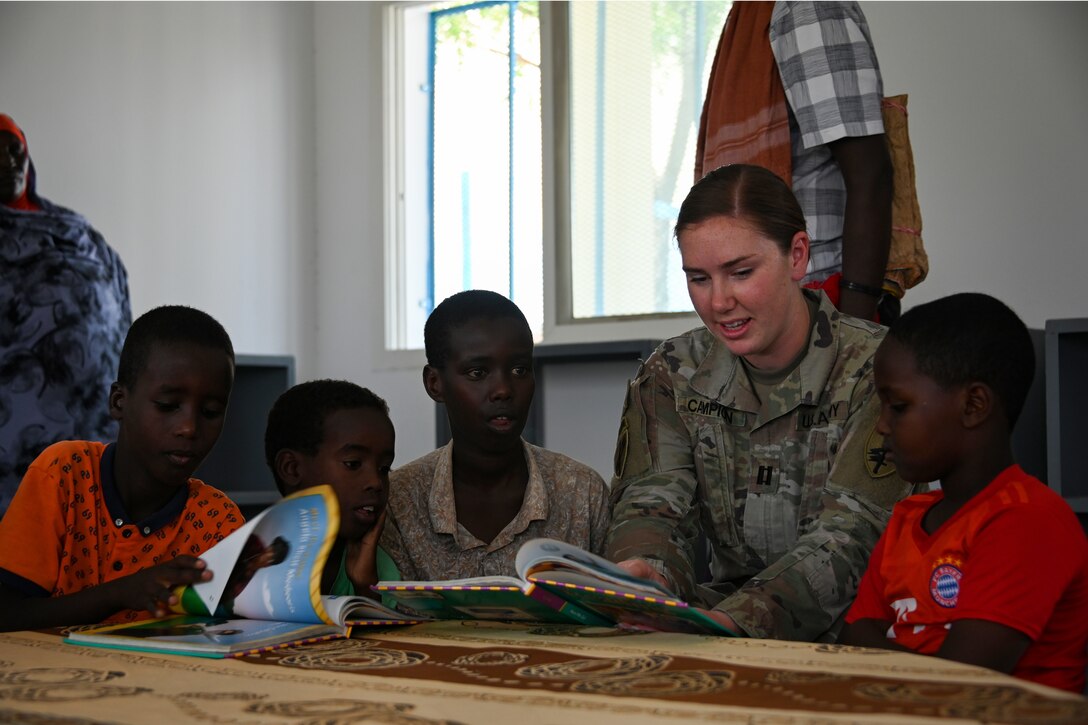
345;510;388;594
829;134;893;321
840;618;908;651
936;619;1031;674
0;556;212;632
841;617;1030;674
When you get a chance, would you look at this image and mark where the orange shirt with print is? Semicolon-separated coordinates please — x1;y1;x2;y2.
0;440;243;622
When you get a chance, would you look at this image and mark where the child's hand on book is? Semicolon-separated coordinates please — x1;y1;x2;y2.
345;509;387;594
116;556;213;617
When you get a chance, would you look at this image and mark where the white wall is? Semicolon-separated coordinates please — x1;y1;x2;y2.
311;2;436;466
0;1;318;379
3;1;1087;479
862;1;1088;328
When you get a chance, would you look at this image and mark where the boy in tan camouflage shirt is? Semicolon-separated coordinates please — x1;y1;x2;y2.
381;290;610;581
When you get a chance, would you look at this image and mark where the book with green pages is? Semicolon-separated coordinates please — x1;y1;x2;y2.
374;537;739;636
372;574;612;626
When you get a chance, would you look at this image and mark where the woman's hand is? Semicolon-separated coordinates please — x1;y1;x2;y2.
615;558;670;588
617;560;740;635
696;607;740;634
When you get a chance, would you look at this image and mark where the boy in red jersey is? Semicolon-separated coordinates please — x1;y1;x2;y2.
842;293;1088;693
0;306;244;631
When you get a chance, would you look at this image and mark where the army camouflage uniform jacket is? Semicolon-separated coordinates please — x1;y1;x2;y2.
606;290;912;641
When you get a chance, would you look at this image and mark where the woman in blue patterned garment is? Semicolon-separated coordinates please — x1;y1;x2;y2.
0;114;131;516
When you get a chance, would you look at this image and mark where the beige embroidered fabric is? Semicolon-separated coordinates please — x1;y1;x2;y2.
382;441;611;580
3;622;1086;724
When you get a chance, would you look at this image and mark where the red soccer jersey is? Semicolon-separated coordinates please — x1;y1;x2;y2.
0;440;244;622
847;465;1088;692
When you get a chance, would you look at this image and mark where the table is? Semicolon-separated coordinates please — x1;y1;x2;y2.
2;621;1085;724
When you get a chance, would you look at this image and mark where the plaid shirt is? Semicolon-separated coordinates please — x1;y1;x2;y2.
770;2;885;282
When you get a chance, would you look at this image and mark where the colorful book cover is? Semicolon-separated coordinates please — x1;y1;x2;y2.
373;577;607;625
374;538;739;635
525;576;734;635
65;486;422;658
515;538;739;636
65;616;347;658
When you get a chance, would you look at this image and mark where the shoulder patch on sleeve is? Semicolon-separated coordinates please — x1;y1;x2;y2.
828;397;912;512
865;427;896;479
613;374;655;482
614;417;629;479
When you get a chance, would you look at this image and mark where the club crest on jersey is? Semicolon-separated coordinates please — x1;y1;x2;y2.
929;561;962;608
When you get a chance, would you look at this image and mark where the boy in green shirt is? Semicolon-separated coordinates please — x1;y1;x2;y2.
264;380;399;594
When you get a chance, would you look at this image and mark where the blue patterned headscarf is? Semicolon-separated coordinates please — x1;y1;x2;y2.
0;118;132;515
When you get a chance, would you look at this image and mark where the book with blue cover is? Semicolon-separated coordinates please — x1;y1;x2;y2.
65;486;423;658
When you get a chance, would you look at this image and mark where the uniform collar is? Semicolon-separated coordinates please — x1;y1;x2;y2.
101;443;191;535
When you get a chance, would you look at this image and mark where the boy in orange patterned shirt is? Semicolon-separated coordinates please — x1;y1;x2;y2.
842;293;1088;692
0;305;244;631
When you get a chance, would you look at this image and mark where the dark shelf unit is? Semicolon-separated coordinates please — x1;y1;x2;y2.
1045;319;1088;513
194;354;295;519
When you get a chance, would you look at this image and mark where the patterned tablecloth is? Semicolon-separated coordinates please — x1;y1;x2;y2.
1;621;1085;724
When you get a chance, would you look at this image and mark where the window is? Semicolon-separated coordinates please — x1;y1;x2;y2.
385;1;729;350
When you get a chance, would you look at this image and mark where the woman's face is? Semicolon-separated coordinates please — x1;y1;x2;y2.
679;215;811;370
0;130;29;203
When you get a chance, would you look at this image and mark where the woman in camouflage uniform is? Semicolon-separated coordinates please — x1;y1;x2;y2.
606;164;912;642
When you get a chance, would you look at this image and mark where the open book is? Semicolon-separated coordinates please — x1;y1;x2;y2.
66;486;422;658
374;538;738;636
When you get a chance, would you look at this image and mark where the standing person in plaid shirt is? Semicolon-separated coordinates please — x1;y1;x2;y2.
697;2;894;323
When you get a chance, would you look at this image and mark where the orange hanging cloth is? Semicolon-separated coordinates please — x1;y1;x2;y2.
694;1;791;186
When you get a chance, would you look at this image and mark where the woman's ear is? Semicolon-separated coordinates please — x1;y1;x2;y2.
961;382;995;429
788;231;811;282
274;449;304;495
422;365;444;404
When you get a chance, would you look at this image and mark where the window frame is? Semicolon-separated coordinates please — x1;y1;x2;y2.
382;0;700;356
